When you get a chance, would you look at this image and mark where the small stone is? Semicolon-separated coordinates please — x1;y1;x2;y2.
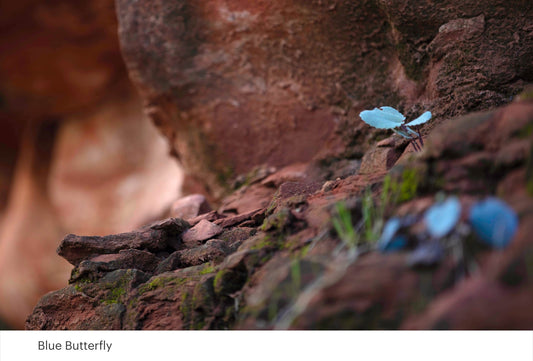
376;137;398;147
147;217;190;236
218;227;257;250
154;239;229;274
57;218;190;266
321;180;336;192
169;194;211;221
359;145;402;175
219;183;276;214
70;249;159;282
214;208;264;228
260;163;308;188
278;181;321;199
188;211;221;226
181;220;223;245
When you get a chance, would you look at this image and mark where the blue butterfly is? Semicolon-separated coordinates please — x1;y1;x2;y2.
359;106;431;151
424;196;461;238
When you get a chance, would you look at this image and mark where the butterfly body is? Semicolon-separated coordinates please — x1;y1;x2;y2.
359;106;431;151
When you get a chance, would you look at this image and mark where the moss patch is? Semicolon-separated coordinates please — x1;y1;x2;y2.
138;275;188;295
391;168;419;202
249;235;279;251
102;287;126;305
213;268;247;296
526;145;533;196
260;208;295;233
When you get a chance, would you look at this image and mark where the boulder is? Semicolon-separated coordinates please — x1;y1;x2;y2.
116;0;532;196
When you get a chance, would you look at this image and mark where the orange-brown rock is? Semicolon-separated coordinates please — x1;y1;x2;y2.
116;0;532;198
0;1;183;329
0;0;124;117
115;0;388;198
25;99;533;331
7;0;533;332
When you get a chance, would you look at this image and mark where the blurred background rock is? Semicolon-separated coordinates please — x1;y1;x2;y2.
1;0;531;330
0;0;183;328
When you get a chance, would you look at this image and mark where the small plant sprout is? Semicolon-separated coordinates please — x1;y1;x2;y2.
359;106;431;151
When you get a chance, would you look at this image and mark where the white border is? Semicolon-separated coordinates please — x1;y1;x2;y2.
0;331;532;361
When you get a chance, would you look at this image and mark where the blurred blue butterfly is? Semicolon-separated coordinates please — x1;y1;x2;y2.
469;197;518;249
424;196;461;238
359;106;431;151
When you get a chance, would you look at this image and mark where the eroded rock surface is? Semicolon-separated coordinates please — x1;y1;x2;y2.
116;0;533;196
3;0;532;331
26;99;533;330
0;1;183;328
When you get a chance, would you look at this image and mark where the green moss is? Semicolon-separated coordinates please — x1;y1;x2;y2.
527;180;533;197
392;168;419;202
186;279;218;330
232;165;271;190
73;278;92;292
138;275;188;295
527;146;533;197
138;278;163;294
249;235;278;251
260;208;292;233
199;264;216;275
265;195;280;216
517;87;533;101
213;268;247;296
213;270;227;295
102;287;126;305
298;244;311;257
180;291;192;326
191;279;215;308
98;270;141;305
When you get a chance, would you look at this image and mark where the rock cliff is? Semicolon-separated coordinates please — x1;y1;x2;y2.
1;0;532;330
27;99;533;329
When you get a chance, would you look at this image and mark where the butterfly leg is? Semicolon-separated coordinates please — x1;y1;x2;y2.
411;138;421;152
405;125;424;150
393;127;420;152
392;128;411;139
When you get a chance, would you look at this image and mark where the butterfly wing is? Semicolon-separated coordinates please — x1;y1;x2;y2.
379;106;405;119
359;107;405;129
405;111;431;126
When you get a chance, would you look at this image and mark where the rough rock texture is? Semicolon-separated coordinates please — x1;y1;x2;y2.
26;98;533;330
4;0;533;331
57;218;189;266
116;0;533;197
0;1;182;328
169;194;211;221
182;220;223;246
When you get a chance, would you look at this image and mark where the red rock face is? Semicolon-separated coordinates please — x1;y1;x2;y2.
4;0;533;331
115;0;389;197
0;1;183;329
116;0;532;197
24;100;533;330
0;0;125;117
